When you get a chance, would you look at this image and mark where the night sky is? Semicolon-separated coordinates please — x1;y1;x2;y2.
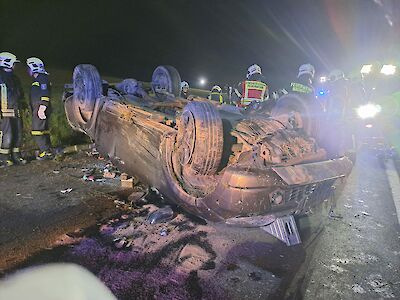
1;0;399;89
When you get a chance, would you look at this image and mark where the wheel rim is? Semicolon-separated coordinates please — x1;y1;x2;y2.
153;72;171;94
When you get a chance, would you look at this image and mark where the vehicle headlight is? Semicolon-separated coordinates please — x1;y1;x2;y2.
356;103;382;119
380;64;396;76
360;64;373;74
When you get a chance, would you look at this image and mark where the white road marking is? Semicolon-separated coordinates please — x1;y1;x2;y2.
385;159;400;224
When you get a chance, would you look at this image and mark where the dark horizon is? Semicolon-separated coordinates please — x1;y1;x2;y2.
1;0;399;89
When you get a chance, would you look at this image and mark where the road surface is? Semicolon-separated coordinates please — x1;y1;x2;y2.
0;149;399;300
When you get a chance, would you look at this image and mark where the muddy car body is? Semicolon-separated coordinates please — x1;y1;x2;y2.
64;64;352;243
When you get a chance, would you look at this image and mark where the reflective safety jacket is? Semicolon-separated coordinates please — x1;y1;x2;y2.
30;73;51;108
289;82;313;94
240;80;269;107
209;92;224;104
0;69;23;118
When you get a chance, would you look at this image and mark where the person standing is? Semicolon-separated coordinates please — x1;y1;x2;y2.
26;57;53;160
0;52;26;167
234;64;269;108
208;85;224;103
180;81;190;99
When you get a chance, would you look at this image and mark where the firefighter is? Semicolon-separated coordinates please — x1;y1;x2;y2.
234;64;269;108
281;63;315;96
180;81;190;99
327;69;348;118
208;85;224;103
27;57;53;160
0;52;26;167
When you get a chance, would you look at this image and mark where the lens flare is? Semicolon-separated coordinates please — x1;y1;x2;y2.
356;103;382;119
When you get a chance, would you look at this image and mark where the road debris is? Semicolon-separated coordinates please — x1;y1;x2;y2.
146;206;174;224
328;210;343;219
103;171;116;179
351;284;366;294
60;188;73;194
121;177;134;188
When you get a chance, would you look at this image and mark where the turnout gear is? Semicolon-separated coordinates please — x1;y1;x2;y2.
36;150;54;161
26;57;48;75
279;64;316;97
240;80;268;107
0;52;19;69
289;82;313;94
209;85;224;103
28;58;52;156
0;63;25;166
238;71;269;107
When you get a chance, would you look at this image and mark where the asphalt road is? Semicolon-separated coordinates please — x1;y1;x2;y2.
0;153;120;271
0;149;399;300
301;149;400;299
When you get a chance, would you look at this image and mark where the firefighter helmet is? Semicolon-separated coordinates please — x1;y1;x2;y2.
329;69;345;82
181;81;189;90
26;57;48;74
298;64;315;78
247;64;262;79
0;52;19;69
211;85;222;93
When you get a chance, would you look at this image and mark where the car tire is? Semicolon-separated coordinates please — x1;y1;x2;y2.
73;64;102;122
151;65;181;101
271;94;323;138
177;101;223;176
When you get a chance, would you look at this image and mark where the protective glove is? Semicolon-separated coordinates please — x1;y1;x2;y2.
38;105;47;120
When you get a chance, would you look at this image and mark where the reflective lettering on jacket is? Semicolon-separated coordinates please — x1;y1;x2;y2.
290;82;313;94
241;80;268;106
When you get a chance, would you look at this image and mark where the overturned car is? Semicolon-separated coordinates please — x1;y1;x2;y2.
64;64;353;245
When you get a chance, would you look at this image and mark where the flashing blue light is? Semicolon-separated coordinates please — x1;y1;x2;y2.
318;90;325;96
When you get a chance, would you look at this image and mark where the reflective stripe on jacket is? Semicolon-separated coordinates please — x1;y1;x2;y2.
210;92;223;103
241;80;268;106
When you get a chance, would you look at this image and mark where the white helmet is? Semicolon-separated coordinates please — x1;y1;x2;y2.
26;57;48;74
181;81;189;89
0;52;19;69
298;64;315;78
247;64;262;79
211;85;222;93
329;69;345;82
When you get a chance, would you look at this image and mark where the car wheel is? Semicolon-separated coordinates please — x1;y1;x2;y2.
151;65;181;101
271;94;321;137
73;64;102;122
177;101;223;176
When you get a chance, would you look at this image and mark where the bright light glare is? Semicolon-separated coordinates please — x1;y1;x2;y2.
380;64;396;75
320;76;327;83
365;124;373;128
199;77;207;86
356;103;382;119
360;64;373;74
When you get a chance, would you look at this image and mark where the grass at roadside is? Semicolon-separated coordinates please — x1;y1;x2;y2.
14;67;121;151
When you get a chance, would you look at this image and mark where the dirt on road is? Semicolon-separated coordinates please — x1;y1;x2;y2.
0;152;121;271
0;151;326;300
